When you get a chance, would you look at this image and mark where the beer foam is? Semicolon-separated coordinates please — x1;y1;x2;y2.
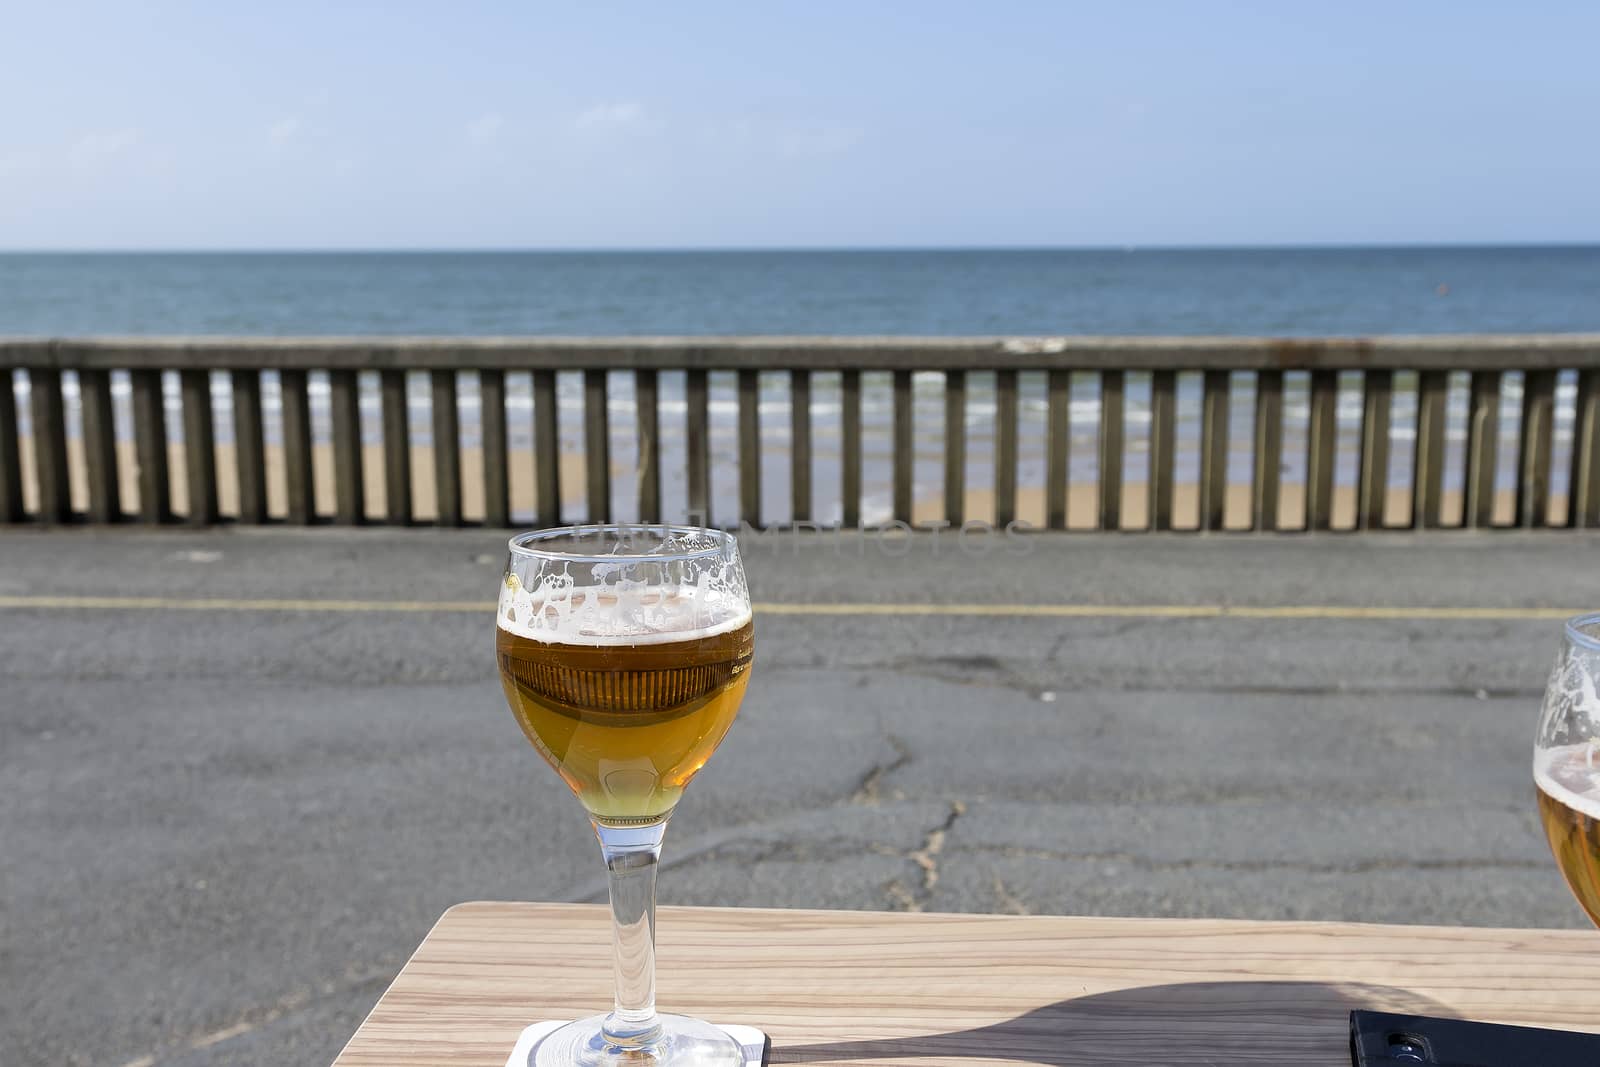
1536;743;1600;822
498;578;751;646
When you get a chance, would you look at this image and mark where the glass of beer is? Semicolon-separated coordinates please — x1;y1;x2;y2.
1534;613;1600;926
497;525;754;1067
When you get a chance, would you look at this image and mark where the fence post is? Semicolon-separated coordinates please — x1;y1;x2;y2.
180;368;218;525
790;369;811;525
471;370;505;527
686;369;710;526
1148;370;1175;531
1518;369;1555;529
431;370;462;526
739;369;760;529
841;369;861;528
380;369;412;525
1571;369;1600;528
1357;370;1392;530
1199;370;1229;531
1099;371;1124;531
0;372;21;522
281;369;315;524
533;369;560;528
944;370;966;526
233;370;268;523
1046;369;1071;530
1413;370;1448;528
80;368;121;523
29;368;71;523
1305;370;1337;531
131;368;171;524
893;369;913;525
1465;370;1501;528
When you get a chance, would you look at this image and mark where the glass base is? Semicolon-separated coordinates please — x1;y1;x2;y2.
530;1014;747;1067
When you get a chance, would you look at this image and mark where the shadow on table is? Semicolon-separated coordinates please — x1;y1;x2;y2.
774;980;1451;1065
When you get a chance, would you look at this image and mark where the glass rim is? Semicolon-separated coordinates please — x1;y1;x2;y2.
1567;612;1600;653
506;523;735;564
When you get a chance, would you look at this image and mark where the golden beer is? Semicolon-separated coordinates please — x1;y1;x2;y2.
497;590;753;823
1536;743;1600;926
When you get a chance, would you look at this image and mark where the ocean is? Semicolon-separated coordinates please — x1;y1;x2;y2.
4;247;1599;525
3;247;1599;336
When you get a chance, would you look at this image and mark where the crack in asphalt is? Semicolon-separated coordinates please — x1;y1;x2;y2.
991;875;1031;915
885;799;967;913
850;734;912;804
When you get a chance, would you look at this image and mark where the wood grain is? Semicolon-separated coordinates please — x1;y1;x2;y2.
333;903;1600;1067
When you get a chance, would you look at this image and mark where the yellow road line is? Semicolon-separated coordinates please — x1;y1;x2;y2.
0;594;1583;622
0;595;492;612
758;603;1584;621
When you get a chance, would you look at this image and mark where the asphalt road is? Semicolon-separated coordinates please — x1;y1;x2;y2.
4;526;1600;1066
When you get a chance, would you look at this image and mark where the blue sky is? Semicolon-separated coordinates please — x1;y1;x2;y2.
2;2;1597;249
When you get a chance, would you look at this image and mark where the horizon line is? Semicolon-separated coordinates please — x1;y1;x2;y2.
3;241;1600;256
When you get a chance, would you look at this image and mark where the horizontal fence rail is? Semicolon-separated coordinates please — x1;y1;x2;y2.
3;335;1599;533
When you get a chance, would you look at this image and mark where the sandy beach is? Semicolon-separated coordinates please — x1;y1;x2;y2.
17;432;1534;531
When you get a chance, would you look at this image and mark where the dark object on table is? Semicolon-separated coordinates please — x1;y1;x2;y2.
1350;1009;1600;1065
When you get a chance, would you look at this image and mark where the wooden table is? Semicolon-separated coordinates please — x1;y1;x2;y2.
334;903;1600;1066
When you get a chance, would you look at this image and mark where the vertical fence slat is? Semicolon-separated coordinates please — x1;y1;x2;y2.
1251;370;1283;532
1413;370;1448;529
892;369;913;525
1570;368;1600;528
1199;370;1229;531
130;368;170;524
533;369;560;527
944;370;966;526
329;368;364;525
739;368;760;528
1305;369;1338;531
429;369;461;526
1099;370;1124;531
1046;369;1070;530
0;372;21;522
180;369;217;525
281;369;315;525
479;369;509;528
995;369;1018;527
842;369;861;528
686;368;710;526
790;369;811;524
232;370;267;524
1358;369;1392;530
1148;369;1176;531
583;370;609;525
1518;369;1556;529
635;369;660;524
1465;370;1502;529
380;370;412;525
79;368;120;523
29;368;70;523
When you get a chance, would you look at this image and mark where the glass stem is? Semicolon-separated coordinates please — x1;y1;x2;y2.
594;817;668;1047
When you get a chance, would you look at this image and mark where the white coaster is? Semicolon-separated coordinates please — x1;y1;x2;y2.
505;1021;768;1067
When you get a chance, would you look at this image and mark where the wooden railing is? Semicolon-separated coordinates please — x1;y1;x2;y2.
2;335;1598;531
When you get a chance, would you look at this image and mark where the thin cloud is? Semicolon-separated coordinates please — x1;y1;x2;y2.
466;113;504;144
775;122;862;159
69;129;140;164
267;117;302;146
575;101;643;129
0;149;42;178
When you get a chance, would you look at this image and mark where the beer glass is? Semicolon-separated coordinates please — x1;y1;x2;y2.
497;525;754;1067
1534;613;1600;927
